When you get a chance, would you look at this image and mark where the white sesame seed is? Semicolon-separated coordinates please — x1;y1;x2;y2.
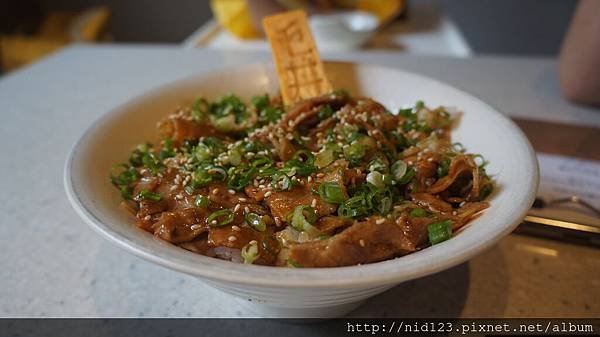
359;239;365;247
228;236;237;242
238;197;247;202
210;220;217;225
228;189;236;195
234;204;241;212
143;215;151;221
452;211;458;216
274;217;282;226
212;188;219;195
244;206;250;213
316;173;325;178
307;176;313;183
375;218;386;225
264;191;272;197
190;224;202;230
231;225;241;232
258;184;265;189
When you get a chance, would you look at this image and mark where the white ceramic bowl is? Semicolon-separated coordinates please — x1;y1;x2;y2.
65;62;538;318
310;11;379;52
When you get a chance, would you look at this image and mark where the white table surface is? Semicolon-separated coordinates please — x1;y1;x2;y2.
1;45;599;318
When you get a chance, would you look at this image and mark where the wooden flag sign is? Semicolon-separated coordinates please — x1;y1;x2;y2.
262;10;332;105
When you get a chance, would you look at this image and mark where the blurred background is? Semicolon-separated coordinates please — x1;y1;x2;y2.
0;0;578;73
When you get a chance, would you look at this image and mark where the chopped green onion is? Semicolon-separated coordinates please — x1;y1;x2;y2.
227;147;242;166
191;97;209;121
227;166;257;191
195;195;210;208
158;138;176;160
315;149;335;169
259;106;282;124
119;186;133;200
368;158;387;173
271;172;292;191
213;114;237;132
135;189;162;202
141;152;164;175
129;142;151;167
318;182;346;204
343;142;366;162
250;156;272;168
283;151;317;177
289;205;317;232
365;186;393;215
287;258;303;268
206;209;234;227
210;93;247;121
410;208;428;217
397;167;416;185
337;195;369;218
194;143;213;162
317;105;334;120
192;169;213;187
110;164;139;186
428;220;453;245
437;158;451;177
391;160;407;180
245;213;266;232
241;241;260;264
366;171;385;188
251;94;269;111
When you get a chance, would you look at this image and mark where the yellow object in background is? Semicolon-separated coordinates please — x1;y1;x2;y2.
1;7;110;72
210;0;260;39
210;0;405;39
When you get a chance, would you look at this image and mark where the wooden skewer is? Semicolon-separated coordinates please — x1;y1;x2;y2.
262;10;332;106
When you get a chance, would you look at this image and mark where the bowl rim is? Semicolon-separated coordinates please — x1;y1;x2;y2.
64;61;539;289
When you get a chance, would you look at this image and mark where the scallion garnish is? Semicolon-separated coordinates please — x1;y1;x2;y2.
241;241;260;264
287;258;303;268
135;189;162;202
337;195;369;218
289;205;317;232
427;220;453;245
191;97;209;121
366;171;385;188
343;142;366;163
271;172;292;191
391;160;407;181
437;158;451;177
227;166;257;191
396;167;416;185
245;212;266;232
317;105;334;120
318;182;346;204
195;195;210;208
206;209;234;227
409;208;428;217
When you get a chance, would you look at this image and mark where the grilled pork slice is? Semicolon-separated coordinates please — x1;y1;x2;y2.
288;217;416;267
263;184;337;222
